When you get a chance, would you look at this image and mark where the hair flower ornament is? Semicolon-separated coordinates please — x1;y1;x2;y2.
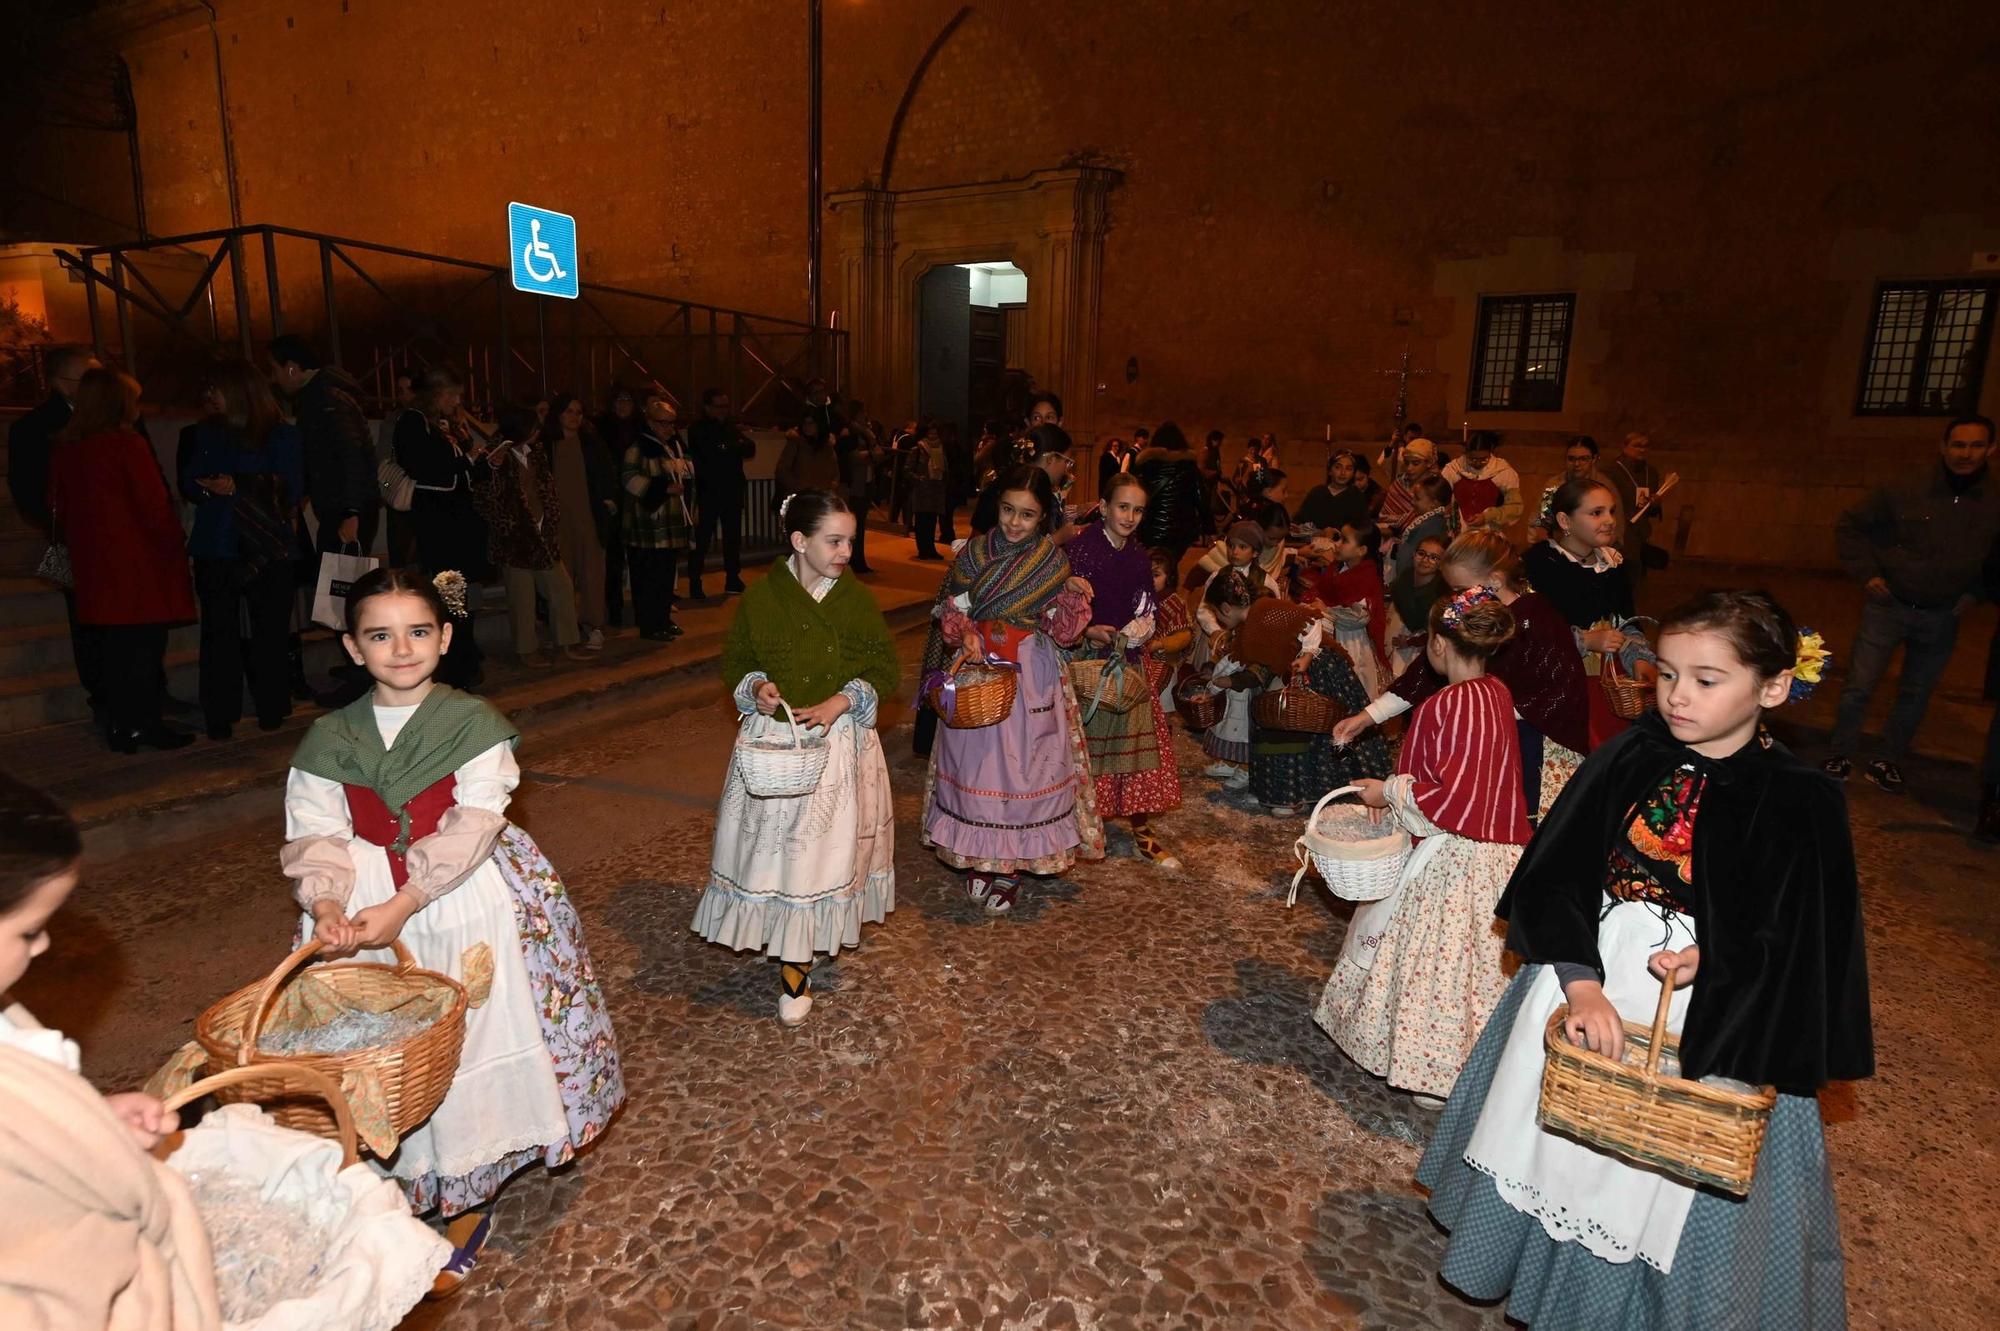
1440;584;1499;630
433;569;469;618
1790;628;1829;702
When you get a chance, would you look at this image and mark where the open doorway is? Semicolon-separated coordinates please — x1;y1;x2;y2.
917;261;1027;443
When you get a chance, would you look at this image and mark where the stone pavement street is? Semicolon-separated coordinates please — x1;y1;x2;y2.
17;566;2000;1330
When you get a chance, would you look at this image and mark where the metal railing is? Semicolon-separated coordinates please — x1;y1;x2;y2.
52;224;844;422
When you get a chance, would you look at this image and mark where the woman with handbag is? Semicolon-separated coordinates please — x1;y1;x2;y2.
922;466;1104;914
48;369;196;753
693;491;899;1026
1064;474;1183;868
180;360;303;739
1417;591;1869;1328
1523;477;1659;748
1314;588;1531;1106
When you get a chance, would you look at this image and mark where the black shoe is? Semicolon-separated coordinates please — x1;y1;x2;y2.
665;620;685;640
639;629;675;642
1976;784;2000;842
687;583;706;601
1864;759;1906;794
206;722;233;741
1821;755;1852;781
257;716;286;733
724;580;747;595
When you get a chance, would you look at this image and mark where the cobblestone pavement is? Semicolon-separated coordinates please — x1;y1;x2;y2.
22;637;2000;1329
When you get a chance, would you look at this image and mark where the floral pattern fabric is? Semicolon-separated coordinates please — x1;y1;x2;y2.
1603;765;1702;914
408;825;626;1216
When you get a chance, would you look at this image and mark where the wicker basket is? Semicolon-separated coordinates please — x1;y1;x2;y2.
1070;646;1150;720
1174;678;1223;731
194;939;468;1152
1599;652;1652;720
1286;785;1412;905
160;1062;360;1169
1252;675;1348;734
1540;973;1777;1195
928;652;1019;728
734;702;830;798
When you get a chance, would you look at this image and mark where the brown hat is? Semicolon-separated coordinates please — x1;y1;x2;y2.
1226;520;1266;553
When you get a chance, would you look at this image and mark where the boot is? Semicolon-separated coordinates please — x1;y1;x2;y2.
1977;783;2000;842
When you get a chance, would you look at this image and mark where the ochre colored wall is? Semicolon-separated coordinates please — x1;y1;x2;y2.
10;0;2000;564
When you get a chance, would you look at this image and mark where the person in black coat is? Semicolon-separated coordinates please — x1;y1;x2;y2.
687;386;756;598
394;366;490;687
1132;421;1206;564
268;335;379;555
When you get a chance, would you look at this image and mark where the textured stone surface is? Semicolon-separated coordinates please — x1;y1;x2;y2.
22;608;1997;1329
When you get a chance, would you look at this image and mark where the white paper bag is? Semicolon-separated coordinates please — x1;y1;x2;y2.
311;550;379;632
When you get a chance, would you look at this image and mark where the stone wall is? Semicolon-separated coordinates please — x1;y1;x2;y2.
7;0;1999;566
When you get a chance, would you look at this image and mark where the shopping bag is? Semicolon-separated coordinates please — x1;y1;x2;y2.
312;547;379;631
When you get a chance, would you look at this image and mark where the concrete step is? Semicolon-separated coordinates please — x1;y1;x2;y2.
0;576;67;627
0;619;200;675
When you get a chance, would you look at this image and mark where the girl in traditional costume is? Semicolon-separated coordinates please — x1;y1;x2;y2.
1306;519;1391;700
1192;569;1259;785
283;566;624;1293
923;466;1103;913
1314;587;1533;1104
1523;476;1658;748
693;491;899;1025
1338;531;1593;820
1419;590;1870;1329
1064;475;1184;869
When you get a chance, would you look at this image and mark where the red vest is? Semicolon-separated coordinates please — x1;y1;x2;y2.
344;775;458;888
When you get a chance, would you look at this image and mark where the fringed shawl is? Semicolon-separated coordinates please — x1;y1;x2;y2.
948;528;1071;628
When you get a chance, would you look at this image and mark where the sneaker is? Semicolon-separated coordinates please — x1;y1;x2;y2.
1864;760;1906;795
967;871;993;901
1224;768;1251;790
985;877;1021;914
1203;761;1238;779
1411;1093;1448;1112
778;990;814;1026
1821;755;1852;781
583;627;605;651
427;1211;492;1300
724;580;748;595
664;620;686;640
1265;805;1297;818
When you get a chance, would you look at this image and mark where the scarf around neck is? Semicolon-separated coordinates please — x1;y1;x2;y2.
950;528;1069;627
290;685;517;852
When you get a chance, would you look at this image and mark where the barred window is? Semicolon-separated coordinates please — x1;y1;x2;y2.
1467;294;1575;412
1856;280;1996;416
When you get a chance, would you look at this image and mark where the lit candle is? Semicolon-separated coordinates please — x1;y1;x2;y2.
1325;423;1331;442
1461;421;1469;442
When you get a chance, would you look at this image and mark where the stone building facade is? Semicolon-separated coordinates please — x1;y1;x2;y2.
7;0;1999;564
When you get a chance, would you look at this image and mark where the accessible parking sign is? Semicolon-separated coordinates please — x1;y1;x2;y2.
508;201;578;299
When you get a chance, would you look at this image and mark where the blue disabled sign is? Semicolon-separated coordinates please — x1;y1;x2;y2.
508;201;578;299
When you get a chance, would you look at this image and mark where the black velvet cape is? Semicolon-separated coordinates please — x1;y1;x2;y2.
1496;712;1874;1095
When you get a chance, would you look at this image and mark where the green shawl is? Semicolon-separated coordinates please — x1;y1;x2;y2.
290;685;519;853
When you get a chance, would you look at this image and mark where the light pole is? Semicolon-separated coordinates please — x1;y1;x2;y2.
807;0;823;351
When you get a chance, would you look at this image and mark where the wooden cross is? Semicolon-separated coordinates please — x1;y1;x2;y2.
1374;341;1436;438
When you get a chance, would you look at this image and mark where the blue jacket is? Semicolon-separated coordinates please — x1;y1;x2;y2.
180;419;305;560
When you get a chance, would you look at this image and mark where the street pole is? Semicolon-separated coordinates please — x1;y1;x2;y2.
807;0;823;362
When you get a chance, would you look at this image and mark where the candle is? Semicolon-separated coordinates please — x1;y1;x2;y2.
1461;421;1469;442
1325;423;1331;442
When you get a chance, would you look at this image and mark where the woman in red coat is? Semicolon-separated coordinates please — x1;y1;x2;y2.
49;368;196;752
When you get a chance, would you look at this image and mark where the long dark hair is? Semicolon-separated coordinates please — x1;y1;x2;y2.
0;772;81;912
212;358;281;450
992;464;1061;534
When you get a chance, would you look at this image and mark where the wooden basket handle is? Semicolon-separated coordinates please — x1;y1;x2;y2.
237;937;417;1066
162;1060;359;1169
1641;970;1675;1079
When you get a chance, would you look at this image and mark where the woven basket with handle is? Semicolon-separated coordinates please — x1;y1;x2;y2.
734;701;830;798
1174;675;1223;731
159;1061;360;1169
1539;971;1777;1195
1069;642;1150;720
1600;652;1652;721
1286;785;1411;905
1251;673;1348;734
928;651;1019;728
193;938;468;1152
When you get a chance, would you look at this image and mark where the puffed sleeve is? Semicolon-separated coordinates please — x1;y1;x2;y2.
398;743;516;906
280;769;357;912
840;679;880;728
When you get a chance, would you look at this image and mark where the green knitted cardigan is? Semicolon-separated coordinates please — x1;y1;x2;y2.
720;560;900;705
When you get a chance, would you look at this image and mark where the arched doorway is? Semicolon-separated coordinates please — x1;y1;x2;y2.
826;167;1119;441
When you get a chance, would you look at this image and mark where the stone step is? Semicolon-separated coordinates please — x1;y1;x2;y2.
0;576;67;627
0;619;200;675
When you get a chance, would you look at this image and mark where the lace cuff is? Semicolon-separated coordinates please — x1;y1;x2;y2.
1383;773;1447;838
1365;693;1412;726
841;679;880;729
400;807;507;906
733;671;770;715
281;835;357;912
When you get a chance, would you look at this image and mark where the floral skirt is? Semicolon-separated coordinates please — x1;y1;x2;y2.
1314;833;1521;1098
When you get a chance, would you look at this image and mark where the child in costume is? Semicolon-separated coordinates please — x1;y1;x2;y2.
1419;590;1869;1329
923;466;1104;913
1064;475;1183;869
283;566;624;1292
1315;587;1532;1104
1192;569;1260;785
693;491;899;1025
1306;519;1391;700
1385;533;1449;676
1524;476;1658;748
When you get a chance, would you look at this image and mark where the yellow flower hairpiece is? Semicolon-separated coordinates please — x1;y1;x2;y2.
1789;628;1829;702
433;570;469;618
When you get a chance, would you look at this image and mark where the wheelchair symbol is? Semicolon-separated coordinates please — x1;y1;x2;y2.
521;218;567;284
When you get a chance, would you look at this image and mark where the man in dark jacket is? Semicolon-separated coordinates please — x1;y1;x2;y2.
1133;421;1207;564
1828;414;2000;793
268;335;379;555
7;346;105;717
687;387;755;598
